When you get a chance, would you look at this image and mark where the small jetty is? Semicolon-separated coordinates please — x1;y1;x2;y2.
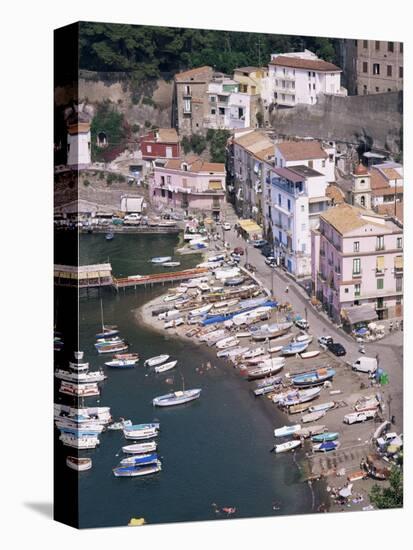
114;268;209;290
54;263;113;288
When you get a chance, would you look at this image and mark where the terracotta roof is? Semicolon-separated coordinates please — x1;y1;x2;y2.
254;145;274;161
175;66;212;82
270;55;341;72
354;162;368;175
370;166;403;197
234;66;262;74
373;186;403;197
381;167;403;180
325;183;345;204
370;168;388;191
320;203;386;235
276;140;328;161
163;157;225;174
67;122;90;135
156;128;180;143
234;131;274;157
376;202;403;223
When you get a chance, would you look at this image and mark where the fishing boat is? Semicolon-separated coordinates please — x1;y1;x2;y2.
273;424;302;438
154;360;177;373
163;293;184;303
235;331;251;339
242;354;271;365
158;309;181;321
105;358;139;368
215;336;239;350
151;256;172;264
286;402;310;415
308;401;335;413
107;419;132;430
105;232;114;241
301;410;326;424
144;354;169;367
253;382;281;396
232;306;273;326
164;318;184;329
312;441;340;453
153;389;202;407
279;387;321;407
255;375;282;389
189;304;213;317
300;350;320;359
161;261;181;267
294;334;313;344
95;336;124;347
113;353;139;361
119;453;159;466
242;347;265;360
251;322;292;341
294;425;326;439
96;343;129;354
59;433;100;449
268;345;283;354
311;432;339;443
59;381;100;397
290;368;336;387
66;456;93;471
217;346;249;359
123;423;160;440
199;329;226;343
113;460;162;477
274;440;301;454
281;341;310;356
245;359;285;381
122;441;157;454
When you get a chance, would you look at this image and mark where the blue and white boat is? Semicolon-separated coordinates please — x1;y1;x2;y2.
311;432;339;443
312;441;340;452
113;460;162;477
290;368;336;387
119;453;159;466
152;389;201;407
123;423;160;440
96;326;119;339
281;341;309;356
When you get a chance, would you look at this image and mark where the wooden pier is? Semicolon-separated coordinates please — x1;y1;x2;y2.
113;267;209;290
54;263;113;288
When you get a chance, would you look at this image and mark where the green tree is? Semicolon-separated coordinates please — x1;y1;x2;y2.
190;134;207;155
369;467;403;509
207;129;231;163
91;103;126;161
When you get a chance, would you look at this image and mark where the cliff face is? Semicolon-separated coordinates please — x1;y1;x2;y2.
269;91;402;155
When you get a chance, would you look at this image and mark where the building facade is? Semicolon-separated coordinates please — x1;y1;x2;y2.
355;39;403;95
140;128;180;162
67;119;91;168
150;156;226;220
312;203;403;323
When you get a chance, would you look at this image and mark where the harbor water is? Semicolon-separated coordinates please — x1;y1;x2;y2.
55;233;319;528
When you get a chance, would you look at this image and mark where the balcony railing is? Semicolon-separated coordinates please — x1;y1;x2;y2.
352;270;362;278
375;245;385;251
318;271;327;282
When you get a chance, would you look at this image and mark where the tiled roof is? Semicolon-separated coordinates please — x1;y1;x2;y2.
254;145;274;161
276;140;328;161
175;66;212;82
381;167;403;180
270;55;341;72
320;203;386;235
234;66;262;73
234;131;274;157
163;157;225;174
376;202;403;223
157;128;180;143
67;122;90;135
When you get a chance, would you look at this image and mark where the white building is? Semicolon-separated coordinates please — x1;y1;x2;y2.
267;50;346;107
205;77;251;129
274;139;336;182
67;119;91;168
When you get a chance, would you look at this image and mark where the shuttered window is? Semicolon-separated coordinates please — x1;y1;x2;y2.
394;256;403;269
376;256;385;272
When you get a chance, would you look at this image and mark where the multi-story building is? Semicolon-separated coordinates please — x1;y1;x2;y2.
172;66;214;135
150;156;226;220
355;39;403;95
232;130;274;224
205;75;252;129
312;203;403;325
267;50;346;107
66;112;91;168
140;128;180;163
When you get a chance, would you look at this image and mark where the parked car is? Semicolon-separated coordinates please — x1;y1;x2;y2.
344;410;376;425
317;335;333;350
252;239;268;248
233;247;244;256
327;341;346;356
124;213;141;221
260;245;273;257
294;318;310;330
223;222;231;231
265;256;277;266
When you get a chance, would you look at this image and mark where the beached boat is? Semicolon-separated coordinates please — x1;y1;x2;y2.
113;460;162;477
224;277;245;286
144;354;169;367
301;410;326;424
105;358;138;368
274;440;301;454
154;360;177;373
153;389;201;407
311;432;339;443
294;425;326;439
251;322;292;341
158;309;181;321
161;261;181;267
164;293;184;303
294;334;313;344
235;331;251;339
242;347;265;360
312;441;340;453
300;350;321;359
199;329;226;343
287;403;310;415
59;433;100;449
279;387;321;407
268;345;283;354
59;381;100;397
281;341;310;356
215;336;239;350
308;401;335;413
66;456;93;471
242;354;271;365
151;256;172;264
55;418;105;432
164;318;184;329
217;346;249;359
273;424;302;438
290;368;336;388
245;360;285;381
253;383;281;396
189;304;213;317
123;423;160;440
119;453;159;466
232;306;273;326
122;441;158;454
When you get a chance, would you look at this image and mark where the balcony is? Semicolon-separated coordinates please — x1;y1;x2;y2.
318;271;327;282
352;270;362;278
375;245;385;251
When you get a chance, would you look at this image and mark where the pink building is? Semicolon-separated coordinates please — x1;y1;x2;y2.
311;203;403;327
150;156;226;220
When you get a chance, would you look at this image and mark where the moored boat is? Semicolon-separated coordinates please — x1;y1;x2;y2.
59;433;100;449
113;460;162;477
153;389;201;407
151;256;172;264
105;358;138;368
59;381;100;397
273;424;302;438
161;261;181;267
154;360;178;373
66;456;93;471
311;432;339;443
96;343;128;354
274;440;301;454
144;354;169;367
119;453;159;466
122;441;157;454
123;423;160;440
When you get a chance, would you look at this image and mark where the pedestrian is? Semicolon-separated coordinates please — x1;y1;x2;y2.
389;321;393;333
394;320;399;331
285;285;289;294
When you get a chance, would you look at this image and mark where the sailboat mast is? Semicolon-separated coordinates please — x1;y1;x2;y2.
100;298;104;331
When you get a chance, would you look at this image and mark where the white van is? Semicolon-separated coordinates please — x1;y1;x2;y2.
351;356;378;374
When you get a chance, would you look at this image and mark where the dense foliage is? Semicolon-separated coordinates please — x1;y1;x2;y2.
369;467;403;509
180;130;231;163
90;102;127;161
79;23;338;78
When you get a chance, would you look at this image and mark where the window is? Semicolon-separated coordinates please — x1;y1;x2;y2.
354;283;361;297
210;96;216;102
308;71;311;77
388;42;394;52
313;83;316;90
373;63;380;75
353;241;360;252
375;41;380;50
322;160;326;168
353;258;361;275
301;243;306;253
287;199;291;211
211;108;216;115
183;99;191;113
360;195;366;207
184;85;191;95
308;160;313;168
387;65;392;77
400;43;403;53
399;66;403;78
278;194;281;206
362;61;368;73
397;237;402;249
147;145;152;153
376;235;385;251
376;256;385;273
344;288;349;293
377;279;384;290
363;40;368;49
301;205;305;212
167;176;171;184
396;277;403;292
312;72;315;77
375;87;379;93
301;223;306;231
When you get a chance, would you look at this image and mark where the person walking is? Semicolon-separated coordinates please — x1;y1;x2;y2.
285;285;289;294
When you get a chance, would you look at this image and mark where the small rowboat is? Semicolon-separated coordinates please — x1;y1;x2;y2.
114;353;139;360
273;424;301;438
162;261;181;267
105;359;138;368
122;441;157;454
151;256;172;264
311;432;339;443
242;347;265;360
301;410;326;424
66;456;92;471
300;350;320;359
268;345;283;354
152;389;201;407
274;440;301;454
164;318;184;329
144;354;169;367
154;360;177;373
113;460;162;477
97;343;128;354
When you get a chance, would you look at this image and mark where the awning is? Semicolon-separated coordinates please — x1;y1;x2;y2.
342;304;378;325
238;219;262;234
208;180;223;191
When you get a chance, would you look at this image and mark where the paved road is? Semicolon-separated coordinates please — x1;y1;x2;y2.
217;225;403;432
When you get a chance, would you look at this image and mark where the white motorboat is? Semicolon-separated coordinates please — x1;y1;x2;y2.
144;354;169;367
123;423;160;440
308;401;335;413
294;334;313;344
300;350;320;359
242;347;265;360
119;453;159;466
189;304;213;317
107;419;132;430
55;420;105;433
245;359;285;381
233;306;272;326
268;345;283;354
251;322;292;341
279;387;321;407
59;433;100;449
54;405;111;424
162;261;181;267
164;318;184;329
164;293;184;303
113;460;162;477
301;410;326;424
152;389;201;407
154;360;178;373
151;256;172;264
274;440;301;454
217;346;249;359
215;336;239;350
122;441;157;454
273;424;302;438
105;358;138;368
66;456;92;471
54;368;106;383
